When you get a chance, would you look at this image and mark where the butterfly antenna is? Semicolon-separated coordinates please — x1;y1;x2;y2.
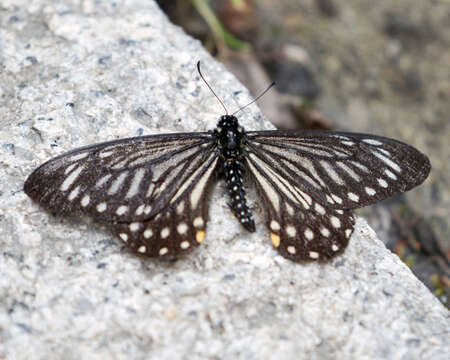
197;61;229;115
232;81;276;116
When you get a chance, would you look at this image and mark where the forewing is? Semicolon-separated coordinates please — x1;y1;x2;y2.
246;130;430;210
24;133;217;223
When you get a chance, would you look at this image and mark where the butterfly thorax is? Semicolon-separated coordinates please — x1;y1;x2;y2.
214;115;255;232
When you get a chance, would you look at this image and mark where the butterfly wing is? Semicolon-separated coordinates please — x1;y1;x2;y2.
25;133;216;221
245;130;430;261
246;130;430;209
25;133;220;257
111;147;218;257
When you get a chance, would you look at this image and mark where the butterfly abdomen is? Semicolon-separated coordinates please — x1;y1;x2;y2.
223;159;255;232
216;115;255;232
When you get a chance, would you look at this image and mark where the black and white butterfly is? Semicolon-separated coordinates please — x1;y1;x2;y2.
24;62;431;262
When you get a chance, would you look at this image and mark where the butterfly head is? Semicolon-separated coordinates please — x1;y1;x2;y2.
215;115;245;151
217;115;238;128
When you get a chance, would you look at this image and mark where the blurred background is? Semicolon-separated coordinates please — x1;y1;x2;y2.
156;0;449;306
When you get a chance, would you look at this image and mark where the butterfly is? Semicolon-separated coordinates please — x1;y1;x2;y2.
24;62;431;262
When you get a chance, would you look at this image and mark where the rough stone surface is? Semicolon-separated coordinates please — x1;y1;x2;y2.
0;1;448;359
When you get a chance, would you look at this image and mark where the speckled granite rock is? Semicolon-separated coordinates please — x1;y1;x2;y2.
0;1;448;359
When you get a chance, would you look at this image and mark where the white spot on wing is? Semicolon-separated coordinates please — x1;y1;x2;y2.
68;185;80;201
337;162;361;182
81;194;90;207
378;178;388;188
129;222;140;232
385;169;398;180
298;190;312;206
126;168;146;199
363;139;383;146
180;241;190;249
138;245;146;253
96;202;107;213
60;165;83;191
304;228;314;240
144;205;152;215
285;203;295;216
99;150;115;158
177;223;188;235
96;174;112;188
319;160;344;185
309;251;319;259
270;220;281;231
362;139;383;146
347;192;359;202
193;217;204;228
373;151;401;172
69;153;88;162
331;194;343;204
119;233;128;242
330;216;341;228
315;203;326;215
161;227;170;239
378;148;391;156
365;187;376;196
145;182;155;198
287;246;296;254
286;225;296;237
332;135;350;141
116;205;128;216
320;227;330;237
143;229;153;239
350;161;369;173
135;204;145;215
64;163;78;175
176;201;185;215
108;172;128;195
111;158;129;170
159;247;168;256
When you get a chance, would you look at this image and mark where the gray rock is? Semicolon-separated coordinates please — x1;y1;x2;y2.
0;1;448;359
